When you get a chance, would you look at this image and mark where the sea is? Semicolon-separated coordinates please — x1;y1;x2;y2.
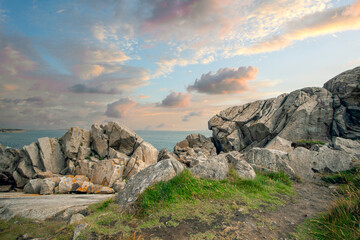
0;129;212;151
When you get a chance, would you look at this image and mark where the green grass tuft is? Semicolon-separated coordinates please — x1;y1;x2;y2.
293;139;326;145
135;169;293;217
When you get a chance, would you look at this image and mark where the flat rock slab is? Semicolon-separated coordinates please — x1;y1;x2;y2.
0;193;114;220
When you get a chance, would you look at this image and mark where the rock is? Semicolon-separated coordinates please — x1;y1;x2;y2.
117;159;184;209
60;206;88;220
333;137;360;159
209;87;334;152
0;185;12;192
88;185;114;194
40;179;56;195
73;223;88;240
123;142;158;179
287;146;354;181
12;171;29;188
38;137;66;174
109;148;129;160
106;122;143;156
69;213;85;225
90;159;125;187
17;157;35;179
61;127;91;160
225;151;256;179
173;134;216;167
265;136;293;153
112;180;126;192
189;154;229;180
323;66;360;140
58;175;91;194
91;124;109;159
23;142;44;172
23;179;43;194
0;148;21;185
158;148;177;161
33;171;56;179
243;148;296;179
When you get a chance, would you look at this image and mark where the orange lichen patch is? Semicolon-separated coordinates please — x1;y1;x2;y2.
72;178;76;183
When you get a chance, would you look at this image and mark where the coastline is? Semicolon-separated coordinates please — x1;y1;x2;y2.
0;129;27;133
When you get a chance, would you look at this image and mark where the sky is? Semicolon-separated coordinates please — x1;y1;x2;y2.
0;0;360;131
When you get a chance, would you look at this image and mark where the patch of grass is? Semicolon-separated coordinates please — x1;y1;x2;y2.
293;139;326;145
296;167;360;240
0;217;72;240
135;168;293;218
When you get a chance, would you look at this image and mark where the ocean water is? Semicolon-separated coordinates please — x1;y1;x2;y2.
0;129;212;151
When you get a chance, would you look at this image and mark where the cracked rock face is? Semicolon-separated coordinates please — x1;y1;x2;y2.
209;66;360;153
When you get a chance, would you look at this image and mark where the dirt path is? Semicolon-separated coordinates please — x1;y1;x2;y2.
142;182;336;240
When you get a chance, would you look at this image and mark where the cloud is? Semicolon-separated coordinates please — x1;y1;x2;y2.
159;92;191;108
155;123;165;129
69;84;121;94
137;95;150;99
0;45;37;76
71;64;105;80
236;1;360;55
182;111;205;122
105;97;137;118
1;96;44;106
56;9;65;14
187;66;258;94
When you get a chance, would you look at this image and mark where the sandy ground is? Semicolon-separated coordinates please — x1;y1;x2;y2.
0;192;114;220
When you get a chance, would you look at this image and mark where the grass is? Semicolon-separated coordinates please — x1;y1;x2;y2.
293;139;326;146
0;168;294;239
296;167;360;240
134;169;293;217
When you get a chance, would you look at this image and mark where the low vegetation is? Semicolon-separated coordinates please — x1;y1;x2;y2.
0;168;294;239
296;167;360;240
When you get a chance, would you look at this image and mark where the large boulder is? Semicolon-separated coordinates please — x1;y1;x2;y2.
225;151;256;179
117;159;184;209
61;127;91;160
173;134;216;167
23;142;44;172
0;148;22;186
323;66;360;139
242;148;296;179
123;142;158;179
287;145;354;181
209;87;334;153
333;137;360;159
38;137;66;174
208;67;360;153
91;124;109;159
189;154;229;180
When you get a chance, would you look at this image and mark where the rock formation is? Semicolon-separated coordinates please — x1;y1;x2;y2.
208;66;360;181
0;122;158;194
209;66;360;153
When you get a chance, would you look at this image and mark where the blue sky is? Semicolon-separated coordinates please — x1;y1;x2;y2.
0;0;359;130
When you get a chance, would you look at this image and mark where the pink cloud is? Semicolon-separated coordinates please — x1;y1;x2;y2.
105;97;137;118
160;92;191;108
187;66;258;94
138;94;150;99
0;45;36;76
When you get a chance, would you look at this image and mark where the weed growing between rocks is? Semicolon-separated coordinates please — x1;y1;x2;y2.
296;167;360;240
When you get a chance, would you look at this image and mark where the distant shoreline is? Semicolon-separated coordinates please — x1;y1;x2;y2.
0;129;27;133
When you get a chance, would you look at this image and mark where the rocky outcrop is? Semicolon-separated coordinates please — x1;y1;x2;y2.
209;66;360;153
323;66;360;139
173;134;217;167
158;148;178;161
117;159;184;209
0;122;158;194
38;137;66;174
189;154;229;180
242;148;297;179
225;151;256;180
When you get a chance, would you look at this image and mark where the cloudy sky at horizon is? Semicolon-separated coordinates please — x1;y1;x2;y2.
0;0;360;130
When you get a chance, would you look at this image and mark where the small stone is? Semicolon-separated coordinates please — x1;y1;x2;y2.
73;223;88;240
69;213;85;225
